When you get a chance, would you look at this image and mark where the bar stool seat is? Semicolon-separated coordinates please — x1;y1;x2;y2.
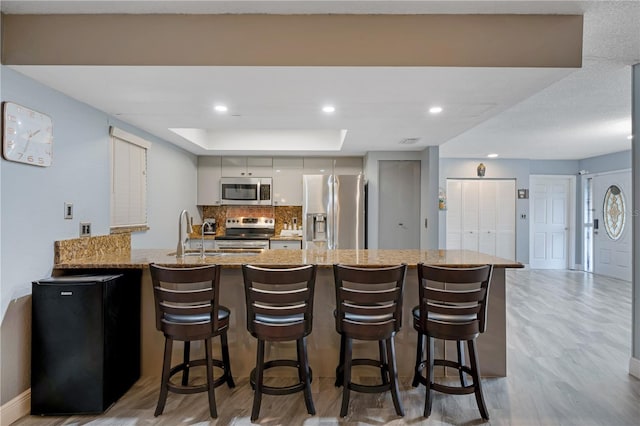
333;264;407;418
149;264;234;419
242;264;317;422
412;263;493;420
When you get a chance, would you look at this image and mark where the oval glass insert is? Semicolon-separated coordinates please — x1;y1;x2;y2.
603;185;625;240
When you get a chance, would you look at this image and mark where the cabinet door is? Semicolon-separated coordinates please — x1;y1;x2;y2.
303;157;333;174
197;156;222;205
270;240;302;250
334;157;363;175
247;157;273;177
273;157;303;206
221;157;247;177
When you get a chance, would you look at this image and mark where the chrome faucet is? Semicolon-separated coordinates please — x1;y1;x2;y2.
176;209;193;258
200;222;207;259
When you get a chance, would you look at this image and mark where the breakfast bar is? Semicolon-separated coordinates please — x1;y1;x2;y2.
54;246;522;379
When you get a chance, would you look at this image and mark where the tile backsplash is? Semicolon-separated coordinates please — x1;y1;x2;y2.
201;205;302;236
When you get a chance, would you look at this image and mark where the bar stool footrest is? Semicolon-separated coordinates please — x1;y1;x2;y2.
167;358;231;393
250;359;313;396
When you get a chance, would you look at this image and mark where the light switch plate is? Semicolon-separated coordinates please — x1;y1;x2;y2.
64;202;73;219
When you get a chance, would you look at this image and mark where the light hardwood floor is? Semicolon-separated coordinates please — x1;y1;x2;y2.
16;270;640;425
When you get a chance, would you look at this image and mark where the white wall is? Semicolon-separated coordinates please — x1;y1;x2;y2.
0;67;197;404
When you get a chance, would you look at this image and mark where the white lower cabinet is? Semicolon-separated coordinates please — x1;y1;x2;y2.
270;240;302;250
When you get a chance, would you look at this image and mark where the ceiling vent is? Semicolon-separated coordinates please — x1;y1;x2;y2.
399;137;420;145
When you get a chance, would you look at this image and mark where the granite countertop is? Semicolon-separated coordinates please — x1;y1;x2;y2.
54;249;523;269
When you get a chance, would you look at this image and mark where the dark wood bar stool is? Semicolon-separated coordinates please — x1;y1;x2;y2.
333;264;407;418
412;263;493;419
242;264;317;422
149;264;234;419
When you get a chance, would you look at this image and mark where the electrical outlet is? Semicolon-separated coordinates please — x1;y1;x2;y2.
292;217;298;225
64;202;73;219
80;222;91;237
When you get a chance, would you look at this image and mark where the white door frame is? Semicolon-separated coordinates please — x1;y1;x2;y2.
529;175;577;270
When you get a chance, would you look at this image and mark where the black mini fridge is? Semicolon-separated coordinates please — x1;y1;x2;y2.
31;274;140;415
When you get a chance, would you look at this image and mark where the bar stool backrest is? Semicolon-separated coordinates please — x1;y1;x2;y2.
333;264;407;340
242;264;317;342
417;264;493;340
149;263;222;341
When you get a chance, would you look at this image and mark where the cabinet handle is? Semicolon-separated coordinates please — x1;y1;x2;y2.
248;172;252;176
241;172;245;176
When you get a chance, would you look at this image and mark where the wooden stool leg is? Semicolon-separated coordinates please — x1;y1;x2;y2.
424;336;434;418
297;337;316;415
335;334;345;387
412;331;424;387
251;339;266;421
379;340;389;385
204;337;218;418
340;337;353;417
155;337;173;417
457;340;468;387
220;331;235;388
386;337;405;416
468;339;489;420
181;341;191;386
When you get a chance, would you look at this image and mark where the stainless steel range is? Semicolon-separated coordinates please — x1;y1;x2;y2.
215;217;275;250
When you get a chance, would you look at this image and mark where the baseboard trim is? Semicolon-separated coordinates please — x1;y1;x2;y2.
0;389;30;426
630;357;640;380
573;263;583;271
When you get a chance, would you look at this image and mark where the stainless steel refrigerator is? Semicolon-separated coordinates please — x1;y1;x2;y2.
303;174;365;249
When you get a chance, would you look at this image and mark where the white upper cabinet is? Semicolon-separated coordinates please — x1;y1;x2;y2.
334;157;363;175
197;156;222;205
303;157;334;174
272;157;303;206
221;156;273;177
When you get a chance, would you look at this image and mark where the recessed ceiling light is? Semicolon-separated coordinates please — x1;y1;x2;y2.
429;106;443;114
322;105;336;114
628;135;633;140
487;153;499;158
214;105;228;113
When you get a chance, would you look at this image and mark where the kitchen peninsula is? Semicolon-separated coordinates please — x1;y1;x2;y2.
54;236;522;379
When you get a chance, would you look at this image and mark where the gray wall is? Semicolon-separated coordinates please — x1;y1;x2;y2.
0;67;198;404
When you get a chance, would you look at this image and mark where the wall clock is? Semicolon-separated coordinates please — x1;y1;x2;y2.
2;102;53;167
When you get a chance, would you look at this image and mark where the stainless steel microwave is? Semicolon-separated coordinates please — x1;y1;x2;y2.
220;177;272;205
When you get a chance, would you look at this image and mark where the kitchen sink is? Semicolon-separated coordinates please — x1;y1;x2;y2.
167;249;262;257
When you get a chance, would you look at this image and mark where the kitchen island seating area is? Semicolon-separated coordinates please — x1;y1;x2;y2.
241;264;317;421
149;264;235;419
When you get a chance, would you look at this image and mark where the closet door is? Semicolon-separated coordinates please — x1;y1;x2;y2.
478;180;497;256
446;180;463;249
461;180;480;251
495;180;516;260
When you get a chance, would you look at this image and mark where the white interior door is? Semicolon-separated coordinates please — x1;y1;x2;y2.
462;180;480;251
478;181;497;255
592;170;632;281
495;180;516;260
530;176;570;269
446;180;463;249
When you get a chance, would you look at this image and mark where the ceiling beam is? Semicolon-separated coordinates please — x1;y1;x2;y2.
1;13;582;67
